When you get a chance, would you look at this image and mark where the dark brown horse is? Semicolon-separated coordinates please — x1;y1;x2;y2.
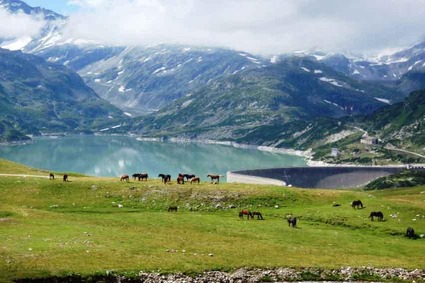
120;174;129;182
252;211;264;220
287;217;297;227
239;210;253;219
177;174;185;184
49;173;55;180
137;173;148;181
132;173;140;180
63;174;68;182
351;200;363;209
369;211;384;221
406;227;415;239
190;177;200;184
168;206;178;212
158;174;171;184
182;174;195;181
207;174;221;184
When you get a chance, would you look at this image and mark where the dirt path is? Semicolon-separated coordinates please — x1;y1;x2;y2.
384;146;425;159
0;173;49;179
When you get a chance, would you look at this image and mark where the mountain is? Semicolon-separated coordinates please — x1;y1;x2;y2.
34;44;267;114
290;42;425;86
0;0;64;20
0;48;123;138
128;56;399;141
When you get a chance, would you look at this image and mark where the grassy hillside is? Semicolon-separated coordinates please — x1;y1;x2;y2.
0;158;424;282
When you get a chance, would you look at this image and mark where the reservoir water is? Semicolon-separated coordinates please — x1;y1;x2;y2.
0;136;307;180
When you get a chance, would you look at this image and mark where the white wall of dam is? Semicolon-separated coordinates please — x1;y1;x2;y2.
227;166;409;189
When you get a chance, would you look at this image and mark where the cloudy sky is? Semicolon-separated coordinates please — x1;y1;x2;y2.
7;0;425;56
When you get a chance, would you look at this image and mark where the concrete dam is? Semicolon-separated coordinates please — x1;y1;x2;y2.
227;166;409;189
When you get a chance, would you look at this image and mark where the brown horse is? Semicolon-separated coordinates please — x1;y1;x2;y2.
252;211;264;220
207;174;221;184
120;174;129;182
239;210;253;219
190;177;200;184
49;173;55;180
63;174;68;182
177;174;185;184
158;174;171;184
168;206;178;212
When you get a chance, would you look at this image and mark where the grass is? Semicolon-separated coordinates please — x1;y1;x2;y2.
0;158;424;282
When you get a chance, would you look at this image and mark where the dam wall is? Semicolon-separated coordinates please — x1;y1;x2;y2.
227;166;409;189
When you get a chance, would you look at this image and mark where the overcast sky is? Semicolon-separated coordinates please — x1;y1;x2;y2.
4;0;425;56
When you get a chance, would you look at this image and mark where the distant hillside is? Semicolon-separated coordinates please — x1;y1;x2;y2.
129;56;399;141
0;48;123;140
288;89;425;164
365;89;425;149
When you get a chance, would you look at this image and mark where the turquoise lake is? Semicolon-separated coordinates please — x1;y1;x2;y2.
0;136;307;181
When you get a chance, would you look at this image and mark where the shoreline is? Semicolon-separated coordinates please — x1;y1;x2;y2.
135;136;322;166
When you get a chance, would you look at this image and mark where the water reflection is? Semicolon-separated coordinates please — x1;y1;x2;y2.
0;136;307;180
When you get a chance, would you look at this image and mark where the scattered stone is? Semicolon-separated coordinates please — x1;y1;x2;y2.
208;253;214;257
274;205;279;209
118;204;123;208
91;185;98;190
229;204;236;209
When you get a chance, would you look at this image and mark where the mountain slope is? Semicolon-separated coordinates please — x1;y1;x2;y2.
129;57;399;141
0;48;123;137
34;44;267;114
365;89;425;149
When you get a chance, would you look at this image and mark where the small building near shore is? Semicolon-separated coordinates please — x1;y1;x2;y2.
331;148;340;157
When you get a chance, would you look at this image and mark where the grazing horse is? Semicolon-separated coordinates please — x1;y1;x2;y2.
190;177;200;184
182;174;196;181
351;200;363;209
287;217;297;227
158;174;171;184
177;174;185;184
63;174;68;182
369;211;384;221
239;210;253;219
132;173;140;180
252;211;264;220
49;173;55;180
207;174;221;184
120;174;129;182
168;206;178;212
137;173;148;181
406;227;415;239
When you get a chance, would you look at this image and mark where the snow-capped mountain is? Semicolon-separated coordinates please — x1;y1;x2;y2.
292;43;425;83
1;0;424;116
0;0;268;114
35;44;268;114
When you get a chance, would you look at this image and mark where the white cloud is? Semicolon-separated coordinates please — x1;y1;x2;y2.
60;0;425;55
0;7;45;39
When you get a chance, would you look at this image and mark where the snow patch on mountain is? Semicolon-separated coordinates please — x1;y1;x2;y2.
0;36;32;50
319;77;344;87
375;97;391;104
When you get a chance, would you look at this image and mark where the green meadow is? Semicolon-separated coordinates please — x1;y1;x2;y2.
0;158;424;282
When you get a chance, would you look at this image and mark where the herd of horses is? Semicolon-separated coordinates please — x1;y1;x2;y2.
236;199;416;238
48;172;417;239
119;173;221;184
